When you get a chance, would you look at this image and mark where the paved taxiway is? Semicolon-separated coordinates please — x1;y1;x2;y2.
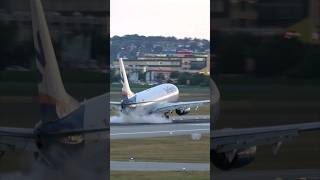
213;169;320;180
111;161;209;171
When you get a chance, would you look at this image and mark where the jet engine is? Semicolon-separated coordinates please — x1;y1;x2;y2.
211;146;256;170
175;108;191;115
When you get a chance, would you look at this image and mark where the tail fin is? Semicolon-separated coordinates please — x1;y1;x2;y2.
31;0;79;122
210;79;220;130
119;58;134;99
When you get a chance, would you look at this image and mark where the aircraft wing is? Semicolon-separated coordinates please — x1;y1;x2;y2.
110;101;121;105
0;127;37;152
0;126;110;151
212;122;320;154
110;101;121;110
151;100;210;113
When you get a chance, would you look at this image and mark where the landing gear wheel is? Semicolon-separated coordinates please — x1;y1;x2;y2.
164;112;170;119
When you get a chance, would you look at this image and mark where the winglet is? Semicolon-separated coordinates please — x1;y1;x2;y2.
31;0;79;122
119;58;134;99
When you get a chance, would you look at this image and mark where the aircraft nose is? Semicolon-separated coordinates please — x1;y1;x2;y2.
174;84;179;93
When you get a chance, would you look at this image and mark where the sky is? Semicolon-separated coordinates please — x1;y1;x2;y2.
110;0;210;40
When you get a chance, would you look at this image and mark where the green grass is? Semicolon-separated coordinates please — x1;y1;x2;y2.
111;135;210;163
110;171;209;180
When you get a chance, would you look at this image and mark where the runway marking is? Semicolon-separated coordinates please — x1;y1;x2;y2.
111;161;209;171
188;123;210;126
111;128;209;136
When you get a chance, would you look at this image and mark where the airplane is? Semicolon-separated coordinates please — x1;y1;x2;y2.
209;80;320;170
0;0;319;175
110;58;210;122
0;0;108;177
110;79;320;171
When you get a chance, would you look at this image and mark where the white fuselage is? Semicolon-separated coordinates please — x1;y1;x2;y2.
123;83;179;114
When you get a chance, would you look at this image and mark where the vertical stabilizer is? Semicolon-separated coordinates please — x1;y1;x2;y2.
119;58;134;99
210;79;220;129
31;0;79;122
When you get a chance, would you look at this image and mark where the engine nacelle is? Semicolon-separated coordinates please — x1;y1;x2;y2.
175;108;191;115
211;146;256;170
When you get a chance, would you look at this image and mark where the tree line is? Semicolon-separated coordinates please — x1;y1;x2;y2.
212;31;320;79
110;69;209;86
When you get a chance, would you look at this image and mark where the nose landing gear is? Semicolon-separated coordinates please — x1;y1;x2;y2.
164;112;169;119
164;111;173;119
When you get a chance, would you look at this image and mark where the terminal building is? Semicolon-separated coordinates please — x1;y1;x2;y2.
0;0;108;69
211;0;320;76
111;54;209;83
212;0;320;35
0;0;107;40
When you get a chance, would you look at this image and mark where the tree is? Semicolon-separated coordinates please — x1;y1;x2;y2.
253;35;305;77
213;32;258;74
110;69;120;82
138;71;146;81
190;74;209;86
156;73;165;81
170;71;180;79
177;72;192;85
91;31;107;66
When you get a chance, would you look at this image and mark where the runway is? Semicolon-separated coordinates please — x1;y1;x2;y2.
170;115;209;121
110;121;209;139
110;115;210;125
111;161;209;171
213;169;320;180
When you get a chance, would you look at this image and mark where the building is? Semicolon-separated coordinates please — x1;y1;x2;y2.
0;0;107;39
0;0;108;69
112;55;209;83
212;0;319;35
310;0;320;29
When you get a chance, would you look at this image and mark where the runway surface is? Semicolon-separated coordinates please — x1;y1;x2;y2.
170;115;209;121
111;161;209;171
110;122;209;139
110;115;210;125
213;169;320;180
